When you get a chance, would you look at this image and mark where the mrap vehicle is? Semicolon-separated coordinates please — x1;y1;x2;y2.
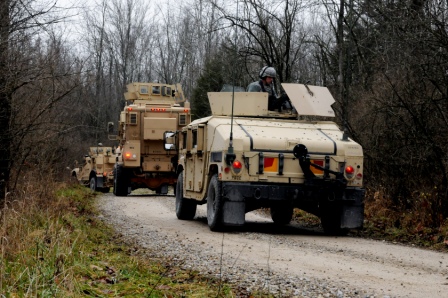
71;144;115;193
174;83;365;235
112;82;191;196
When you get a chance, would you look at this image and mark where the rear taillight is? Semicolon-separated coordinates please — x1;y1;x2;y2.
232;160;242;174
124;152;137;160
345;165;355;179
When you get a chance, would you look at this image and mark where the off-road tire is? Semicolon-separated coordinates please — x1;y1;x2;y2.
270;204;293;225
207;174;224;231
114;164;128;196
175;172;197;220
89;177;97;192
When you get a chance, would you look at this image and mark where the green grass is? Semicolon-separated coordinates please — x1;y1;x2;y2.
0;183;248;297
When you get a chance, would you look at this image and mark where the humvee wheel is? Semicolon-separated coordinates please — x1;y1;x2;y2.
89;177;97;192
270;205;293;225
114;164;128;196
207;174;223;231
175;172;197;220
320;205;349;236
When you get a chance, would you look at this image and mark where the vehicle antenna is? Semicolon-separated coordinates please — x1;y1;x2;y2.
225;1;239;165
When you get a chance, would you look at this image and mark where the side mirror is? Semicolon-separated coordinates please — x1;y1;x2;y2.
164;131;176;151
107;122;114;133
107;122;118;140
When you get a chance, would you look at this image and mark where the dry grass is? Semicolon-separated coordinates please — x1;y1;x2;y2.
0;174;97;296
354;186;448;251
0;175;246;297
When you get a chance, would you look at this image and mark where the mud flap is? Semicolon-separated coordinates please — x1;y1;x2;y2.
222;186;245;226
341;188;365;229
96;176;104;188
223;201;245;225
160;184;168;194
341;205;364;228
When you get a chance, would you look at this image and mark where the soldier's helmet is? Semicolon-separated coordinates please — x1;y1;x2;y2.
259;66;276;79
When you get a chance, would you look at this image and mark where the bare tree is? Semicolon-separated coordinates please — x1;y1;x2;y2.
311;0;448;224
0;0;76;200
211;0;311;88
0;0;11;200
78;0;155;147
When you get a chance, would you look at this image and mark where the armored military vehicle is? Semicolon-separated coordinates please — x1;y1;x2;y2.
71;144;115;193
112;82;191;196
174;83;365;235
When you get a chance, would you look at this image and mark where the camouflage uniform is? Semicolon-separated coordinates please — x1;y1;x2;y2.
247;80;277;97
247;80;279;110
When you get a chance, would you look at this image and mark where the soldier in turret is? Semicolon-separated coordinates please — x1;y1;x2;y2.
247;66;279;111
247;66;293;112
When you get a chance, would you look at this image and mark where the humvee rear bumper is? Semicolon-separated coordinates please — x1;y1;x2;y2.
220;181;364;228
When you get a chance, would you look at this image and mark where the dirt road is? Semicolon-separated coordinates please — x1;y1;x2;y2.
97;193;448;297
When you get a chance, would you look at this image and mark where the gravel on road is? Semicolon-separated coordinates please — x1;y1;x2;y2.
97;193;448;298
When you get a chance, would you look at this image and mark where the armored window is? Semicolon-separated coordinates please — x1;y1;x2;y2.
182;131;187;149
140;86;148;94
179;114;187;125
166;87;172;96
129;112;137;125
161;86;167;96
152;86;160;95
186;129;192;152
192;130;197;148
196;126;204;152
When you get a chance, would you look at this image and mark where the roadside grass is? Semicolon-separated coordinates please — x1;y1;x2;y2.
0;181;267;297
353;187;448;251
3;178;446;297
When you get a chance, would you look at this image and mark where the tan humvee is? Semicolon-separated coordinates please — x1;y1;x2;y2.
174;83;365;235
71;144;115;193
111;82;191;196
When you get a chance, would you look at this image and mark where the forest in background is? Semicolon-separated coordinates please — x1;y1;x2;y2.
1;0;448;232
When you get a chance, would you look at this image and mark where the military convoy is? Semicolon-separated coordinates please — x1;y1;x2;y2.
71;144;115;193
111;82;191;196
72;80;365;235
174;83;365;235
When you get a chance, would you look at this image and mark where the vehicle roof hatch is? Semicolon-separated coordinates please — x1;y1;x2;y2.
282;83;335;117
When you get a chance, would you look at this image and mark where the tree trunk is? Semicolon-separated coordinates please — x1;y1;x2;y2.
0;0;10;203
